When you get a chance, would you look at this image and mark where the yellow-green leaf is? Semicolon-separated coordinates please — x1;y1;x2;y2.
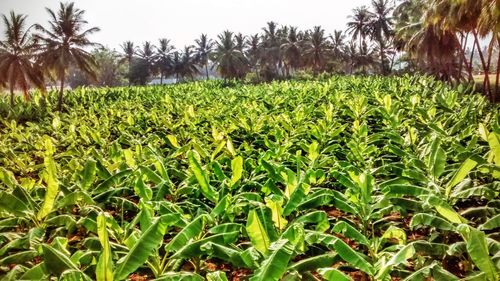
36;155;59;221
230;156;244;188
265;197;288;230
246;209;270;255
96;213;113;281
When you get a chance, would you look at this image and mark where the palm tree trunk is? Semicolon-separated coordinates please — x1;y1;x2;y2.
160;72;163;84
469;40;475;70
458;33;471;82
495;38;500;103
9;84;14;107
473;30;491;99
486;37;496;100
205;60;209;80
58;77;65;112
379;39;385;75
127;58;132;87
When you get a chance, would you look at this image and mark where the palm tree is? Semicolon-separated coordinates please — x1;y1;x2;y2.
331;30;346;55
477;0;500;100
246;34;261;78
212;31;248;80
370;0;394;74
120;41;135;85
281;26;302;76
171;51;182;82
35;2;100;111
156;38;174;84
178;46;199;81
303;26;331;74
194;34;214;80
261;21;281;78
234;33;246;52
328;30;347;73
0;12;44;106
137;41;157;77
407;22;462;82
347;6;373;53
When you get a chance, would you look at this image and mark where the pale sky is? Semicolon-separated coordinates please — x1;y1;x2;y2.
0;0;374;51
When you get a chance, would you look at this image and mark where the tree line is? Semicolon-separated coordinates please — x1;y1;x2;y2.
118;0;396;84
1;0;499;110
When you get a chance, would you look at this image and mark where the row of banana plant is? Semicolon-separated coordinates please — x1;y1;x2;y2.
0;76;499;280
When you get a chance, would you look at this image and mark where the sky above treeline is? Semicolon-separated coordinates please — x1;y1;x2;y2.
0;0;375;51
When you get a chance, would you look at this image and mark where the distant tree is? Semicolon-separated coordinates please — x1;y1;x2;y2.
0;12;44;106
212;31;248;80
93;48;127;87
156;38;174;84
120;41;135;85
246;34;261;78
178;46;199;81
128;58;150;85
35;2;100;111
234;33;246;52
370;0;394;74
329;30;347;72
194;34;214;80
67;66;92;88
281;26;302;76
137;41;157;77
171;51;182;81
261;21;281;79
303;26;331;74
68;48;127;88
347;6;373;53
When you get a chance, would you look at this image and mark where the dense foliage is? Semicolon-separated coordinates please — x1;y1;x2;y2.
0;76;499;280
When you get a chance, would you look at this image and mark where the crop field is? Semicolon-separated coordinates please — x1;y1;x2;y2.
0;76;499;281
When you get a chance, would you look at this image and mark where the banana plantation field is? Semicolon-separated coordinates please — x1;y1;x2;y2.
1;76;500;281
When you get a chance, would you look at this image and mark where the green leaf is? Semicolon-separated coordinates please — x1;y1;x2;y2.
153;272;204;281
19;263;48;280
383;184;430;197
288;253;339;273
81;159;97;190
114;214;180;280
265;196;288;230
187;150;217;203
283;185;306;216
41;244;79;276
428;137;446;179
426;196;466;224
166;135;181;148
292;211;329;232
170;232;239;259
479;214;500;230
0;250;38;265
445;158;478;198
0;167;18;188
96;213;113;281
376;243;416;279
410;213;455;231
317;268;351;281
487;132;500;165
165;214;210;253
230;156;244;188
457;225;498;281
201;242;252;268
250;239;294;281
306;232;373;275
0;191;30;216
36;155;59;221
332;221;369;246
206;271;228;281
246;209;271;255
